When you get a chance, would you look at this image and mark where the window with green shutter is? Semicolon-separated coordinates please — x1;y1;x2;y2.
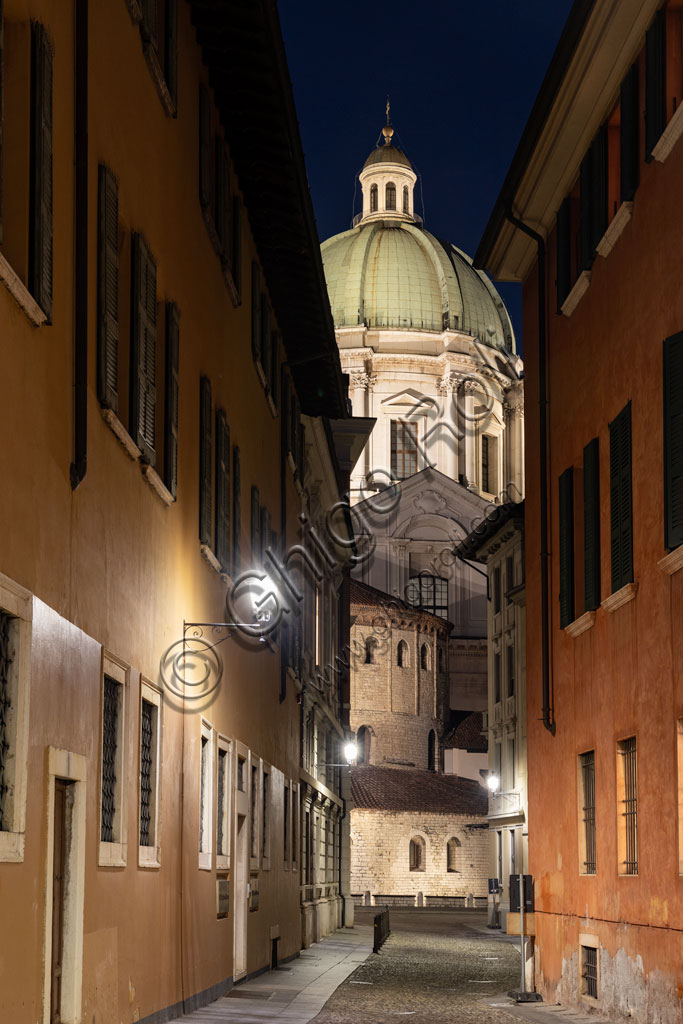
199;377;212;546
645;9;666;161
164;302;179;499
215;409;230;571
232;446;241;574
130;234;157;463
609;402;633;592
663;333;683;550
97;165;119;411
583;438;601;611
29;22;53;321
559;467;575;628
620;64;639;203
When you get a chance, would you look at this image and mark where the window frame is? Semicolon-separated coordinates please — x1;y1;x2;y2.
216;735;232;870
0;572;32;864
138;678;162;868
198;718;213;870
391;419;418;479
409;835;425;872
578;749;596;876
99;653;129;867
616;736;638;876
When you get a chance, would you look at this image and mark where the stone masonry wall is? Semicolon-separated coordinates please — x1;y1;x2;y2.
350;808;489;898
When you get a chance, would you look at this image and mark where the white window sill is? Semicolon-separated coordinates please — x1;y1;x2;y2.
200;544;229;582
141;463;174;505
101;408;142;460
561;270;591;317
216;854;230;871
198;851;212;871
0;252;47;326
658;546;683;575
143;41;176;118
596;202;633;258
564;610;597;638
138;846;160;869
601;581;638;613
652;102;683;163
98;841;127;868
0;830;25;862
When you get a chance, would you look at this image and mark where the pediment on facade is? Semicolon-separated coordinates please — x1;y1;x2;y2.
379;388;438;413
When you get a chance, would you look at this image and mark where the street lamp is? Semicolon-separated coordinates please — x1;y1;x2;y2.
343;741;358;765
487;772;500;792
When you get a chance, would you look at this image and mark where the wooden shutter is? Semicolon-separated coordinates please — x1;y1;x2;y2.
30;22;53;320
590;127;607;253
556;197;571;312
620;64;639;202
251;262;262;366
559;468;575;629
164;302;179;499
164;0;178;106
609;402;633;592
232;446;241;573
215;409;230;569
131;234;157;463
270;333;280;412
199;376;212;545
0;0;4;244
583;438;601;611
645;9;666;160
97;165;119;411
260;297;271;387
251;486;261;562
663;333;683;550
231;196;242;293
579;149;593;272
199;85;211;211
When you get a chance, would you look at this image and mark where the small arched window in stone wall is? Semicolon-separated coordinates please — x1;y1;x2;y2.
365;637;378;664
403;185;409;213
420;643;430;670
370;183;378;212
356;725;370;764
397;639;409;668
386;181;396;210
428;729;436;772
409;836;425;871
447;836;461;872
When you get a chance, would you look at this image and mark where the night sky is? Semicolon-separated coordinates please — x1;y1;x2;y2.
278;0;576;349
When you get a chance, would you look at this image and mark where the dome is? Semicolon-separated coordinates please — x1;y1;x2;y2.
363;144;413;170
321;220;515;352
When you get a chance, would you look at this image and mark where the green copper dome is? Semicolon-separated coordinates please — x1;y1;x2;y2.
321;220;516;352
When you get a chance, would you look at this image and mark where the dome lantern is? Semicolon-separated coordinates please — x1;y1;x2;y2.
358;116;417;224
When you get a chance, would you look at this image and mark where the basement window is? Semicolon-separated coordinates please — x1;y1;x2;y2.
581;944;598;999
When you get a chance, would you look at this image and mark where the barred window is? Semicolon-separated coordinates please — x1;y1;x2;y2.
406;575;448;617
391;420;418;479
0;613;14;833
580;751;596;875
581;945;598;999
617;737;637;875
139;699;155;847
409;835;425;871
101;676;120;843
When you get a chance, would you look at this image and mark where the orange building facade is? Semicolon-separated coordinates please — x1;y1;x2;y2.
0;1;358;1021
476;1;683;1019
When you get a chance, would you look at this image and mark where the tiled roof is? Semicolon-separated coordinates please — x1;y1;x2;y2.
350;765;488;815
443;712;487;753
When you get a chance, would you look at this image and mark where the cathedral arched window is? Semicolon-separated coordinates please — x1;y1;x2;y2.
364;637;378;664
385;181;396;210
403;185;409;213
356;726;370;764
397;639;409;668
427;730;436;772
447;836;461;872
409;836;425;871
370;183;378;212
420;643;430;671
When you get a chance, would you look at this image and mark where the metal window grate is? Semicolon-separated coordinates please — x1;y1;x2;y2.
580;751;596;874
217;749;226;856
139;700;153;846
0;612;14;831
582;945;598;998
620;737;638;873
101;676;119;843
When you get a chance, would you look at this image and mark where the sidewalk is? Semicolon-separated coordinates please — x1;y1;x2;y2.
167;925;373;1023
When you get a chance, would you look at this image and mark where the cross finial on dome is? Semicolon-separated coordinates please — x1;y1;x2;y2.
382;98;394;145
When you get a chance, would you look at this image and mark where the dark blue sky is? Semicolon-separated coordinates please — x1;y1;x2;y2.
278;0;575;348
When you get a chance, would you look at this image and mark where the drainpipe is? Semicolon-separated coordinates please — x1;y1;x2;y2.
70;0;88;491
504;208;555;735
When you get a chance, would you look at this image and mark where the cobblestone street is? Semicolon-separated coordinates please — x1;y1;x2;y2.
311;909;522;1024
